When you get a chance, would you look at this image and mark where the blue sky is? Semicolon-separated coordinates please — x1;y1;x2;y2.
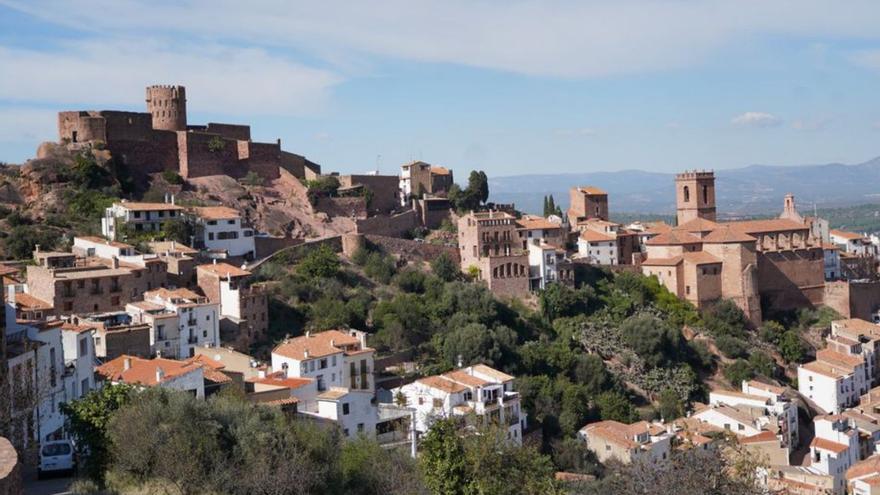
2;1;880;177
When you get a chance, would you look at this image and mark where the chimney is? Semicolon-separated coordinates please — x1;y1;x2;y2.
213;258;217;265
304;349;310;359
123;357;132;371
257;369;266;379
456;354;463;368
156;349;162;358
164;193;170;203
35;244;40;253
330;339;335;347
111;256;119;269
171;240;176;250
305;331;311;338
170;194;176;205
156;366;165;382
276;138;281;146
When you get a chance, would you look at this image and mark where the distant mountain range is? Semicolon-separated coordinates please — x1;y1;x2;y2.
489;157;880;217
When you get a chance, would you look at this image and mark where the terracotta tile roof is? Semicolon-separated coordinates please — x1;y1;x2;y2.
248;372;313;390
186;354;226;370
272;330;368;361
810;437;850;455
96;355;203;386
740;431;778;444
746;380;786;395
582;420;652;450
646;230;702;246
516;217;562;230
580;230;616;242
835;318;880;335
317;388;350;400
801;360;850;379
643;222;673;235
145;287;204;302
258;397;299;406
0;264;19;277
191;206;241;220
676;218;718;232
831;229;867;241
728;218;808;235
576;186;607;195
75;236;134;249
470;364;514;382
14;293;52;310
847;455;880;481
148;241;198;254
641;256;683;267
197;262;252;278
701;225;757;244
116;201;184;211
443;370;489;388
429;166;451;176
712;389;770;404
682;251;721;265
817;348;865;370
417;375;467;394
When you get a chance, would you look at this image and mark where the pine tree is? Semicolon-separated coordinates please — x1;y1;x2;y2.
542;196;549;216
547;195;556;217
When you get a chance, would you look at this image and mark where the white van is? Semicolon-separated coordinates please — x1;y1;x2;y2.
38;439;76;478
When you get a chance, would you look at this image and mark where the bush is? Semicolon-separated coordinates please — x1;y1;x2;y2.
703;299;749;338
3;225;58;260
759;321;786;345
723;359;754;387
207;136;226;152
241;171;265;187
778;331;805;363
431;252;458;282
748;351;777;378
715;335;748;359
394;269;427;293
364;252;396;284
297;245;340;279
162;169;184;185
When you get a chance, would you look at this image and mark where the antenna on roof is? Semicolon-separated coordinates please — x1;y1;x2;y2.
375;154;381;175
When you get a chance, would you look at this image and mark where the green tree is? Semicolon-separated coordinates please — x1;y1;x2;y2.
431;252;459;282
620;314;683;368
748;351;777;377
297;245;340;279
714;335;748;359
658;388;683;421
758;321;786;345
547;195;556;217
419;419;468;495
440;323;516;368
540;283;587;322
60;383;134;484
723;359;755;387
778;331;805;363
595;390;637;423
543;195;549;216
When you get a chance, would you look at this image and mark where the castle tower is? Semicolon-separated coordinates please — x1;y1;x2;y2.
145;85;187;131
675;170;716;225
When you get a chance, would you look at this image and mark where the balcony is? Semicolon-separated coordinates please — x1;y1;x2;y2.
187;319;198;327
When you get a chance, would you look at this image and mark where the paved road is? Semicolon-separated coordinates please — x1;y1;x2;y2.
23;474;73;495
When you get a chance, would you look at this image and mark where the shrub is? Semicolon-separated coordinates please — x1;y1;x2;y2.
394;269;427;293
207;136;226;152
297;245;340;279
364;252;396;284
241;171;265;187
778;331;805;363
723;359;755;387
431;252;458;282
351;246;370;266
715;335;748;359
759;321;786;345
162;169;184;185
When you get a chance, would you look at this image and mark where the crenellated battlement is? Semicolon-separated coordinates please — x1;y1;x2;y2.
675;170;714;180
145;84;187;131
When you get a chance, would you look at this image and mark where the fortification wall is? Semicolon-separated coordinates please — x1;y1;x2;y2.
356;209;418;237
315;197;367;219
415;198;452;229
339;175;400;214
107;130;180;177
364;234;459;264
254;236;304;259
243;142;282;180
101;111;154;141
824;280;880;321
58;111;107;143
757;249;825;311
204;123;251;141
178;132;239;178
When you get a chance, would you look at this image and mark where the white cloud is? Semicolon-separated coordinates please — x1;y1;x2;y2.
0;40;341;115
791;118;830;131
4;0;880;78
731;112;782;128
849;49;880;71
555;128;597;137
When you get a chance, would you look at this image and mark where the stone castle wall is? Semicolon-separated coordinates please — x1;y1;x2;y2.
356;209;418;237
824;280;880;321
364;234;459;265
757;248;826;312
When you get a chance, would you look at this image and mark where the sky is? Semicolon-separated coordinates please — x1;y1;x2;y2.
2;1;880;177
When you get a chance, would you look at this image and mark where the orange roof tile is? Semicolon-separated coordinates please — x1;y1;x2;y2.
75;236;134;249
516;217;562;230
682;251;721;265
576;186;607;195
117;201;184;211
728;218;808;235
810;437;850;455
444;370;489;388
191;206;241;220
801;361;849;379
580;230;616;243
417;375;467;394
429;166;451;176
248;372;313;390
646;230;702;246
96;355;202;386
197;262;252;278
676;217;718;232
817;348;865;370
702;225;757;244
470;364;515;382
641;256;683;267
847;455;880;481
740;431;778;444
14;293;52;310
272;330;368;360
831;229;866;241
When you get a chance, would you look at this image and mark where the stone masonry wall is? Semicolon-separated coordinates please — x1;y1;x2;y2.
364;235;459;265
356;209;418;237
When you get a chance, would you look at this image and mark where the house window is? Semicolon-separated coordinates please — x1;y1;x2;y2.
320;359;327;369
79;338;88;357
342;403;350;415
357;423;364;432
432;398;443;408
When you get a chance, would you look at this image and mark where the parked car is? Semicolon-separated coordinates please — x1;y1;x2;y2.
38;439;76;478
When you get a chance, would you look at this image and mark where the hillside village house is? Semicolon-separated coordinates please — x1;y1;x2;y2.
142;287;220;358
393;364;526;445
578;420;672;465
96;355;211;399
847;455;880;494
799;318;879;414
190;206;256;259
147;240;198;287
271;330;374;394
458;211;530;299
196;262;268;351
399;161;454;205
809;414;861;495
102;199;185;240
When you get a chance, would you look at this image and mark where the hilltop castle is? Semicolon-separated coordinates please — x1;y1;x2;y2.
55;84;321;182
